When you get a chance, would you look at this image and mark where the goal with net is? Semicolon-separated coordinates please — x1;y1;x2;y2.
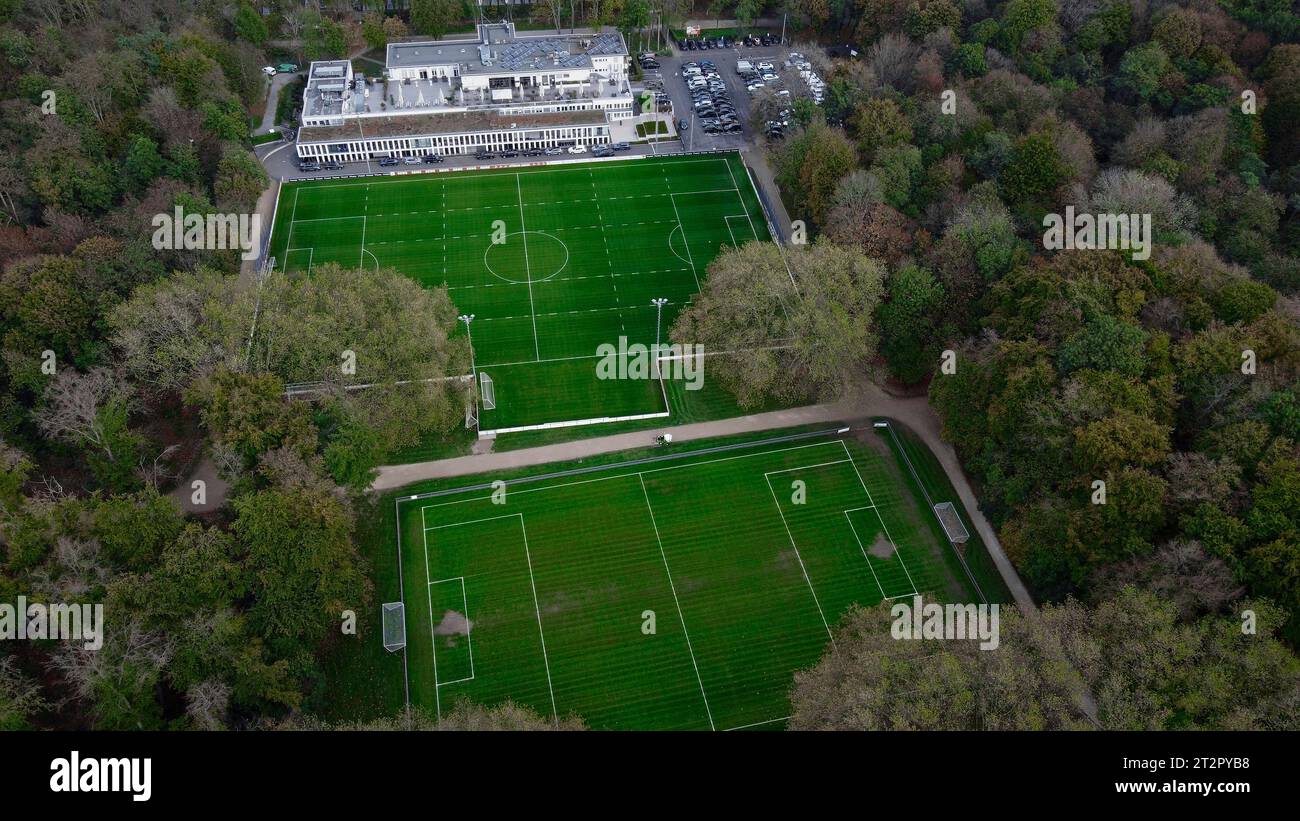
933;502;970;545
479;372;496;410
381;602;406;652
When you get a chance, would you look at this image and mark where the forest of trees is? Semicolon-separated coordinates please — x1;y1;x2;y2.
0;1;473;730
2;0;1299;731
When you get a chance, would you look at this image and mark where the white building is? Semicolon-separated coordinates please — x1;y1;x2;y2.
295;22;633;162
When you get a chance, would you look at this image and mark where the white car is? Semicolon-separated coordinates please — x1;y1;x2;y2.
568;144;587;154
261;66;277;76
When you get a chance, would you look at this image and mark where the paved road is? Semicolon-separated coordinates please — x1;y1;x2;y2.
254;71;301;137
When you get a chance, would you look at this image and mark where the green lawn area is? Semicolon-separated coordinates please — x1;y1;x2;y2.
251;130;283;145
378;427;979;730
636;120;669;137
266;153;771;435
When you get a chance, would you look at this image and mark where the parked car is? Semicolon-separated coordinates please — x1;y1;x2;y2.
679;118;689;130
322;161;343;170
378;157;399;167
262;66;277;76
611;142;630;151
422;154;444;163
544;147;564;155
298;162;320;172
592;146;614;157
567;144;587;154
403;157;420;164
277;63;299;73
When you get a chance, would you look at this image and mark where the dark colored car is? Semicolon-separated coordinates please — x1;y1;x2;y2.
422;154;444;163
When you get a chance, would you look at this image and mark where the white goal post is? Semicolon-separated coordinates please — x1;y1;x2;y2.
382;602;406;652
933;502;970;544
479;372;496;410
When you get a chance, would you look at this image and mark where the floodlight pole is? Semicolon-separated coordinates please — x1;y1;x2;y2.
651;298;669;348
652;297;669;379
458;313;477;384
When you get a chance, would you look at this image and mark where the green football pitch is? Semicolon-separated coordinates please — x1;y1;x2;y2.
395;429;976;730
267;153;771;433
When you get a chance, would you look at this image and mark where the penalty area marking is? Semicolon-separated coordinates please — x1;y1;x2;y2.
427;576;476;687
420;510;558;723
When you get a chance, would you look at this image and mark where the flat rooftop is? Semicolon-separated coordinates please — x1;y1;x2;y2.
387;30;626;75
303;59;352;118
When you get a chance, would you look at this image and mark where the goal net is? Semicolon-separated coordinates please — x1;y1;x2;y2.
479;372;496;410
933;502;970;545
381;602;406;652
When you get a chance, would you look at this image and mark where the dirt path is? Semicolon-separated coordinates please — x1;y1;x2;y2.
254;72;297;136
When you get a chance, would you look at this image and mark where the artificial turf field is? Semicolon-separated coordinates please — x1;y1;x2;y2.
396;429;975;730
267;152;770;433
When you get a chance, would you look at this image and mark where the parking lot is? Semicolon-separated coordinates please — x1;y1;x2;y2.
652;44;774;151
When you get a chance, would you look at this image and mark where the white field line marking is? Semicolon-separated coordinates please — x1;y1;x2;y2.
359;214;367;268
393;497;411;709
417;440;847;513
724;715;790;731
423;512;556;716
285;214;366;223
639;475;715;730
724;158;759;240
763;458;850;476
477;341;794;370
418;505;442;718
664;177;702;292
589;169;624;334
427;576;476;686
517;515;559;725
283;187;301;258
283;156;744;192
763;474;835;643
843;512;888;602
516;173;541;361
838;440;918;596
425;512;525;531
722;215;740;248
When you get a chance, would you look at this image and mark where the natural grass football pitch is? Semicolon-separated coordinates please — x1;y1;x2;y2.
268;153;770;433
396;430;977;730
